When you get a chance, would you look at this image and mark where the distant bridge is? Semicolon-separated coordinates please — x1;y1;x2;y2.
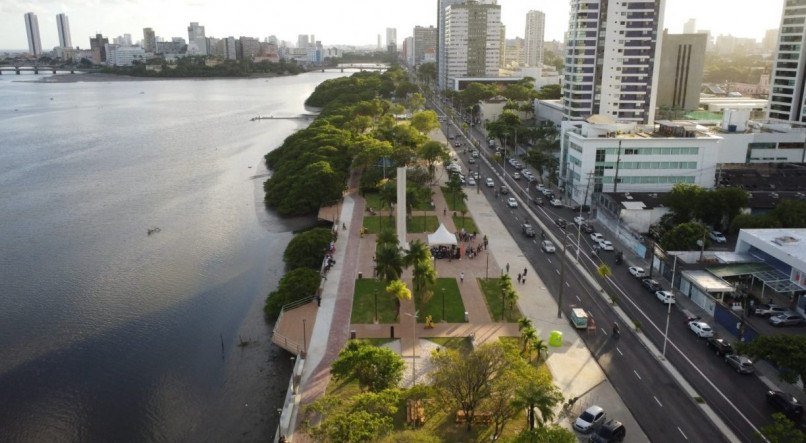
0;65;80;75
320;63;389;73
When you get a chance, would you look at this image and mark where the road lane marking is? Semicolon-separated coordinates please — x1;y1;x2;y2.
616;347;623;356
546;258;552;264
555;269;560;274
677;427;688;440
654;396;663;407
575;295;581;301
601;328;608;335
633;370;641;380
566;282;571;287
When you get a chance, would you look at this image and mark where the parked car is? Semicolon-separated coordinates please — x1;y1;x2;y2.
507;197;518;208
754;304;787;317
550;199;563;207
500;186;510;194
725;354;755;374
590;419;626;443
574;405;606;433
555;218;568;229
521;223;536;237
536;183;545;191
591;233;604;242
485;177;495;187
467;177;476;186
767;390;804;421
655;290;675;304
573;216;586;226
641;279;662;292
710;230;727;243
706;337;734;356
769;312;804;327
628;267;646;278
581;223;595;234
533;197;544;206
541;240;556;253
688;320;715;338
513;172;521;180
598;240;614;251
468;157;476;164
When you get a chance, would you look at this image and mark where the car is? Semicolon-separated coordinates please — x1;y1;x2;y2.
472;150;479;158
555;218;568;229
710;230;727;243
468;157;476;164
541;240;556;253
540;188;553;196
706;337;734;356
527;175;538;182
688;320;714;338
500;185;510;194
769;312;804;327
725;354;755;374
574;405;606;433
628;267;646;278
485;178;495;187
454;141;462;147
448;134;455;140
507;197;518;208
581;223;595;234
513;172;521;180
655;290;675;304
532;197;544;206
591;233;604;242
590;419;626;443
536;183;545;191
641;279;662;292
767;390;804;421
598;240;614;251
754;304;787;317
467;177;476;186
573;216;586;226
521;223;536;237
550;198;563;207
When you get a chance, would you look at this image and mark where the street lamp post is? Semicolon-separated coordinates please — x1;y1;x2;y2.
662;255;678;358
558;241;567;319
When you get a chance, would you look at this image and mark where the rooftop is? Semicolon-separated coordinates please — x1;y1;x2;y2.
567;117;720;140
681;270;736;293
601;192;667;210
740;229;806;265
718;163;806;193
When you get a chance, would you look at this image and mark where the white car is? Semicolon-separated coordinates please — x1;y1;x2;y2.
573;216;585;226
541;240;556;253
485;177;495;187
536;183;545;191
550;199;563;207
628;266;646;278
513;172;521;180
689;321;714;338
590;233;604;242
507;197;518;208
574;405;606;433
598;240;614;251
468;157;476;164
471;171;480;180
472;150;479;158
655;290;676;304
467;177;476;186
710;231;727;243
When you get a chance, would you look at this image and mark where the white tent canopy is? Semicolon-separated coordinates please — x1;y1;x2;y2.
427;223;458;246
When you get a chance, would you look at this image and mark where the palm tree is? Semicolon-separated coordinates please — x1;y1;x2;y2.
532;338;548;364
505;288;519;322
376;229;397;248
512;379;564;431
375;241;403;282
520;326;537;356
517;317;533;333
404;239;437;305
498;274;513;321
385;279;412;320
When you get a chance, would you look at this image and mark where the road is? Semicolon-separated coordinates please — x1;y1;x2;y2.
430;99;780;442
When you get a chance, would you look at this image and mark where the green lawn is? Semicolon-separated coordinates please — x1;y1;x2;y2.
477;278;523;322
427;336;474;352
364;188;434;212
452;215;478;234
417;278;466;323
407;215;439;233
352;278;400;324
440;187;468;212
362;215;395;234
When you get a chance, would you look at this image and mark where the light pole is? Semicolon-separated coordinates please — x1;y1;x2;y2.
302;318;307;357
558;241;567;319
662;255;678;358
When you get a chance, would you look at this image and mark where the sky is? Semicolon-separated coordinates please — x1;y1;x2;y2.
0;0;786;51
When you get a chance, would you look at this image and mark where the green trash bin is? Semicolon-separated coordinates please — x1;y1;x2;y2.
549;330;563;347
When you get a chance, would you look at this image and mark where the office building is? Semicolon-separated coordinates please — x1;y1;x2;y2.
386;27;397;46
524;10;545;67
437;0;465;90
24;12;42;57
107;45;146;66
377;34;382;50
657;31;707;111
404;36;415;66
187;22;207;55
90;33;109;64
413;25;437;66
297;34;310;49
224;37;237;60
239;36;261;60
56;13;72;49
143;28;156;53
562;0;665;124
683;18;696;34
769;1;806;122
444;0;501;90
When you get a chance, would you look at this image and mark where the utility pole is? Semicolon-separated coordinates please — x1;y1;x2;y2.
576;172;595;261
558;241;566;319
613;139;622;193
662;255;678;357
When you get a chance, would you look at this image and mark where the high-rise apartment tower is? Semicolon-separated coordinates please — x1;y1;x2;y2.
24;12;42;56
768;1;806;121
56;13;72;48
524;10;546;67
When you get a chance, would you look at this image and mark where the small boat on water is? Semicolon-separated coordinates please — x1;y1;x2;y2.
147;227;161;235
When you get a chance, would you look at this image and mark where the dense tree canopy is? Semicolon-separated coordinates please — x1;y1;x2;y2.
102;57;303;77
331;341;405;392
283;228;334;271
305;389;400;442
660;222;710;251
739;335;806;392
263;267;321;317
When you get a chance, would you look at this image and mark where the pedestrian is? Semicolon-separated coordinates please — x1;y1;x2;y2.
517;273;522;284
506;263;510;274
443;208;447;216
523;268;527;277
342;222;346;230
522;276;526;284
460;272;465;283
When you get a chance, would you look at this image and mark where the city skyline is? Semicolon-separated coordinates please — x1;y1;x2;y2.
0;0;785;51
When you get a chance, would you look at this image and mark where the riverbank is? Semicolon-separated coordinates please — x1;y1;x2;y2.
29;71;299;83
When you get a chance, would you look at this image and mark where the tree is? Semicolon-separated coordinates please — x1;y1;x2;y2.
531;338;548;364
331;341;405;392
409;110;440;134
730;213;782;233
404;239;437;304
430;342;510;431
283;228;334;270
305;390;399;442
263;267;321;318
738;335;806;391
518;317;534;332
510;426;577;443
386;279;412;320
772;199;806;228
511;370;563;431
445;172;465;210
660;222;709;252
375;241;404;282
663;183;705;224
757;413;806;443
416;62;436;85
498;274;515;321
405;93;426;112
417;141;449;176
520;325;538;355
535;84;562;100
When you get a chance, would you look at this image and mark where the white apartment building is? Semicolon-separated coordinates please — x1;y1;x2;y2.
24;12;42;57
769;0;806;122
187;22;207;56
106;45;146;66
444;1;501;90
56;13;72;49
562;0;665;124
560;117;721;206
524;10;545;67
437;0;465;90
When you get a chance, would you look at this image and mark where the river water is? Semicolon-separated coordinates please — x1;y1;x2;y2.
0;71;343;441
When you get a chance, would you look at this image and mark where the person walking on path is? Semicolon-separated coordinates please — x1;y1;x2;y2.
522;275;526;284
460;272;465;283
517;273;522;284
523;268;527;277
506;263;510;274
